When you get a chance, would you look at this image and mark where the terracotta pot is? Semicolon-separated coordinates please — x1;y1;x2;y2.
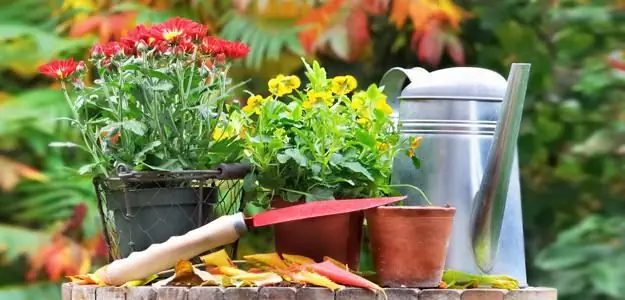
365;206;456;288
271;197;364;269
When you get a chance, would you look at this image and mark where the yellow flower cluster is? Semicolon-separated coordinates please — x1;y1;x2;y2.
268;74;301;97
243;95;267;115
212;125;236;141
303;91;333;109
349;90;393;126
331;75;357;95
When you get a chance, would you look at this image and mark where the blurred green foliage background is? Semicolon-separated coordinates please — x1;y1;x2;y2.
1;0;625;299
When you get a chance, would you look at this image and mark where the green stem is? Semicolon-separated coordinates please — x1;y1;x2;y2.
60;81;109;177
386;183;432;205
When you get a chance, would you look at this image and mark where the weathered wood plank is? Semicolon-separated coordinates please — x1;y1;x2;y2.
188;287;224;300
155;287;188;300
505;288;557;300
259;287;296;300
62;283;73;300
223;287;258;300
72;285;97;300
462;288;507;300
336;287;377;300
97;287;126;300
126;286;157;300
295;287;334;300
420;289;462;300
383;288;419;300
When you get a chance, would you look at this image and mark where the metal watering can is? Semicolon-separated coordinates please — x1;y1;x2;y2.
380;64;531;286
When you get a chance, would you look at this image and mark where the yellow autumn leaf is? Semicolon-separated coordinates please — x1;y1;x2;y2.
227;272;283;287
211;266;249;276
200;249;235;267
122;274;158;287
243;253;289;270
293;271;343;291
282;254;316;266
66;273;102;285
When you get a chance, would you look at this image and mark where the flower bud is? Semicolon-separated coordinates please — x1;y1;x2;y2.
216;53;226;65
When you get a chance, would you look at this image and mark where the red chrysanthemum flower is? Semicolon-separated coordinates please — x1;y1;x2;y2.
122;24;157;50
173;36;197;54
150;17;208;43
222;41;250;59
101;41;133;57
90;44;105;58
200;36;226;55
200;37;250;60
38;58;83;80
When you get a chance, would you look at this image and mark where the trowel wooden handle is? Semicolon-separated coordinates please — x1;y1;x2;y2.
95;213;248;286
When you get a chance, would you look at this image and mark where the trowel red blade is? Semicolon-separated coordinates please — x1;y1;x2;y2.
245;196;406;228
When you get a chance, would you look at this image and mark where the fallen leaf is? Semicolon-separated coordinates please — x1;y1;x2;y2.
282;254;316;266
200;249;235;267
122;274;158;287
244;253;290;270
154;260;218;287
225;272;283;287
293;270;343;290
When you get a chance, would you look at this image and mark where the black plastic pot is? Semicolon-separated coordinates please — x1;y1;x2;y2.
95;163;251;260
104;186;217;259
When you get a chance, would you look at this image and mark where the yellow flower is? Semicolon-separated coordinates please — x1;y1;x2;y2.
284;75;301;90
243;95;264;115
411;136;423;149
275;128;286;138
374;95;393;116
331;75;357;94
307;91;333;106
268;74;300;97
376;142;390;152
357;117;370;126
302;100;314;109
212;125;234;141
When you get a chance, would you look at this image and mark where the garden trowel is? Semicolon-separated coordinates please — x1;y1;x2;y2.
95;196;405;285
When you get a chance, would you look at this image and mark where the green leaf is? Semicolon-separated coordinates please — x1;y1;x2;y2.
285;191;302;202
122;120;147;136
410;156;421;169
133;141;162;162
77;163;97;175
48;141;82;148
281;148;308;167
151;82;174;91
305;187;335;202
243;172;258;193
341;161;373;181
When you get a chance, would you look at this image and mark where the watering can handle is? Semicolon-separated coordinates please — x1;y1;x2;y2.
379;67;430;120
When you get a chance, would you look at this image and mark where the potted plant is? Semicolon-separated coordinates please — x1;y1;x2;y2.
38;17;251;259
365;203;456;288
239;60;426;269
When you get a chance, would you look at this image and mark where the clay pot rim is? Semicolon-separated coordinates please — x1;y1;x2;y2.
373;205;456;212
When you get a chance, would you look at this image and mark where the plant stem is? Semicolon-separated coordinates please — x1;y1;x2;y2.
386;184;432;205
60;81;109;177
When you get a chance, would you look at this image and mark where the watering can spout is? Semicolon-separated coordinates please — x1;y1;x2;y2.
471;63;531;272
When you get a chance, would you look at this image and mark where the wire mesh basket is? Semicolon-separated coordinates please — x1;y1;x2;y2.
93;163;250;262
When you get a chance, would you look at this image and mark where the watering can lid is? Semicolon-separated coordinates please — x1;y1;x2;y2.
399;67;508;101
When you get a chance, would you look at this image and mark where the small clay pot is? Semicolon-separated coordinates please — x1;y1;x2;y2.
365;206;456;288
272;197;364;269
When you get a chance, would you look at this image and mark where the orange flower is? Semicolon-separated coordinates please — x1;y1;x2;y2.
38;58;84;80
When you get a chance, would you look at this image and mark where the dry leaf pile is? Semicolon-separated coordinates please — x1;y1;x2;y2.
67;250;384;293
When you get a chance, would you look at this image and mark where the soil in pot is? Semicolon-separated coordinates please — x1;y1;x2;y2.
271;198;364;269
365;206;456;288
